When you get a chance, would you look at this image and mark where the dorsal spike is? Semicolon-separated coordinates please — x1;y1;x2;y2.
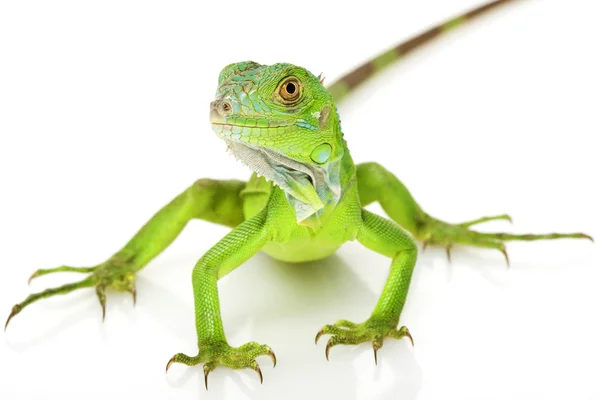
318;72;325;85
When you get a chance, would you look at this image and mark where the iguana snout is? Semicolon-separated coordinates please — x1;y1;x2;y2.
210;100;232;117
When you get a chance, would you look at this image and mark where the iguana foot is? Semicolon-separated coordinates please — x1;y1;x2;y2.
5;252;137;329
166;341;276;390
315;318;413;364
419;214;593;265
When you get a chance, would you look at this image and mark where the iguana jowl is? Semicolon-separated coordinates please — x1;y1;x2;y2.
5;0;593;389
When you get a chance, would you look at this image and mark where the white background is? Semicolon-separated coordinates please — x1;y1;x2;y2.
1;0;599;399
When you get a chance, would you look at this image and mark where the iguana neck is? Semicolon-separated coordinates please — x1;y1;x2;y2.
291;137;356;230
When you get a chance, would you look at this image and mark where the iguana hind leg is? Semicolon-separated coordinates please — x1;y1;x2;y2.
5;178;246;328
356;162;592;263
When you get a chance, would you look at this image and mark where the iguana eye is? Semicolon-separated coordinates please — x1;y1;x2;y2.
279;77;301;103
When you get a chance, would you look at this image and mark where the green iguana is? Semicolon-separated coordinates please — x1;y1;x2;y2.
5;0;593;390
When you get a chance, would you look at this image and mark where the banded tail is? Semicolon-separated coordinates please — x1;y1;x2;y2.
327;0;520;102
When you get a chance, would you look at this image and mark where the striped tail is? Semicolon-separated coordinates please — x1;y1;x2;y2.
327;0;521;103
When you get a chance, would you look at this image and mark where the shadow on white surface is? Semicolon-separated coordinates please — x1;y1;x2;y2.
3;231;596;399
152;253;424;399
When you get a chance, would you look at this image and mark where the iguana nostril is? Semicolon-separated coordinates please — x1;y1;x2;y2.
219;101;232;116
210;100;233;116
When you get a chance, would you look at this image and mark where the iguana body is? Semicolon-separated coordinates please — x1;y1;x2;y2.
6;0;592;389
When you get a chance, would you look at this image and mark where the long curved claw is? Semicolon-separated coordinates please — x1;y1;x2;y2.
165;356;176;373
315;329;325;344
372;336;384;365
393;326;414;346
268;350;277;367
203;366;210;391
373;343;379;365
325;337;336;361
325;334;346;361
445;245;452;263
252;362;263;384
5;305;22;331
128;287;137;305
499;246;510;267
96;285;106;321
28;271;39;286
203;362;217;390
405;329;414;347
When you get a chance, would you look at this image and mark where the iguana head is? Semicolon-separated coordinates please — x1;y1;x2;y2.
210;61;344;225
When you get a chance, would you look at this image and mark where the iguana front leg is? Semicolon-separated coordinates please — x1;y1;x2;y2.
166;207;276;389
316;210;416;362
5;178;246;328
356;162;592;262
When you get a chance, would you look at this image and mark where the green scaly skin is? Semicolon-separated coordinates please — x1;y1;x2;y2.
5;0;593;390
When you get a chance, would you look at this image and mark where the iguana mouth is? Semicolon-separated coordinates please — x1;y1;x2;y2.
210;109;294;136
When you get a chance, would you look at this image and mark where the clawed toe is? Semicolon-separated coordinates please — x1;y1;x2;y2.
419;214;592;267
165;342;276;390
6;257;141;329
316;320;414;363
